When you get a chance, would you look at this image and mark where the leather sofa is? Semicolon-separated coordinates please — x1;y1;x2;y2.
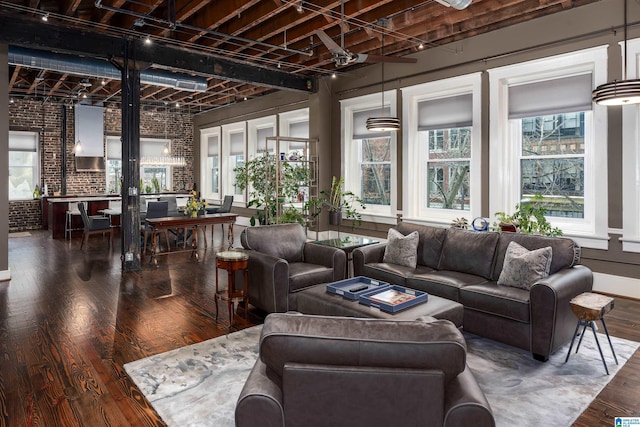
236;312;495;427
353;222;593;361
240;223;347;313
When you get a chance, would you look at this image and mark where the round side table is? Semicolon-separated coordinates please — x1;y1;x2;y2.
215;250;249;325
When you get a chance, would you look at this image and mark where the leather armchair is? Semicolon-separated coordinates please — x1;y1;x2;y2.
236;313;495;427
240;223;346;313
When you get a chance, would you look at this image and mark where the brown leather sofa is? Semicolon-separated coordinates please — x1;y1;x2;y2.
236;312;495;427
353;222;593;361
240;223;347;313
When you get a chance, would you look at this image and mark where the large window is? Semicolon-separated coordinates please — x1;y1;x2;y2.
341;92;397;219
402;74;481;224
9;131;39;200
200;128;221;200
222;123;246;203
489;47;608;248
106;137;172;193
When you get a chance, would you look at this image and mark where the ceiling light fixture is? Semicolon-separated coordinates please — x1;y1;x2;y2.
366;20;400;132
41;13;49;22
593;0;640;105
144;36;152;45
434;0;472;10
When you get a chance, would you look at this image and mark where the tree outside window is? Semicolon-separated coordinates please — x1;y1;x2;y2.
518;112;585;218
360;136;391;206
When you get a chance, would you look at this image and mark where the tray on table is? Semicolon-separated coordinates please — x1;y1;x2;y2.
326;276;390;301
359;285;428;313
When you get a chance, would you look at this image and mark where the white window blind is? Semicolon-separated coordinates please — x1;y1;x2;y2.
141;139;165;157
230;132;244;156
9;132;37;151
508;73;593;119
257;127;274;152
418;94;472;131
353;108;391;139
289;121;308;138
208;135;219;155
106;138;121;159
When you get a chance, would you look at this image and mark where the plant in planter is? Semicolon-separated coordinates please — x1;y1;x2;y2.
234;154;311;226
494;194;563;236
307;176;366;227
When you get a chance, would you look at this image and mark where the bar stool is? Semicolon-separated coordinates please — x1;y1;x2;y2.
65;202;84;240
565;292;618;374
215;250;249;325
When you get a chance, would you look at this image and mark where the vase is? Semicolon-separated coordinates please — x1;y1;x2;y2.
329;210;342;226
190;211;198;218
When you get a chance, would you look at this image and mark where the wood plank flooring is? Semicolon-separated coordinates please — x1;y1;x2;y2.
1;230;639;426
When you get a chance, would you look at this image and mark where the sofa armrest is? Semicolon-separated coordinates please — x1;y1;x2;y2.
444;366;495;427
245;250;290;313
236;359;284;427
303;243;347;281
353;242;387;276
529;265;593;361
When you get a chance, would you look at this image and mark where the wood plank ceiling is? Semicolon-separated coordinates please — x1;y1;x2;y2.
2;0;598;112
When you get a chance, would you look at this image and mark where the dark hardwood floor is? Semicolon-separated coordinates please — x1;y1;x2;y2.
1;229;638;426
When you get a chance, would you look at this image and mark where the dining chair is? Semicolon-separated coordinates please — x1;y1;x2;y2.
78;202;113;250
140;201;170;254
205;195;234;241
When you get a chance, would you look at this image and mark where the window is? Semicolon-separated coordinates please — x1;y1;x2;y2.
402;74;482;224
341;92;397;219
489;47;608;248
200;128;221;200
221;123;246;203
279;108;310;156
9;131;39;200
105;137;172;193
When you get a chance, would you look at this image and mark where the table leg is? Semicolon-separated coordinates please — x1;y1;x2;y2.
227;269;234;324
243;268;249;319
214;264;220;320
149;229;158;265
227;223;234;249
191;226;199;260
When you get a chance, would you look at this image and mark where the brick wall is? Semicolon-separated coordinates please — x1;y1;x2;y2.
8;99;194;231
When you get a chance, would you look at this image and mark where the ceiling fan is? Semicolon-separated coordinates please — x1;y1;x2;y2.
315;28;417;67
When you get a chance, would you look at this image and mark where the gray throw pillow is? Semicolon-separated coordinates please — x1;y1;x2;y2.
383;229;419;268
497;241;553;290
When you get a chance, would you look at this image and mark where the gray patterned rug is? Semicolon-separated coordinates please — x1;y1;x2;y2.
124;325;639;427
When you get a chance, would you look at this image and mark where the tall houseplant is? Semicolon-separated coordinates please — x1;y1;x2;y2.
307;176;366;227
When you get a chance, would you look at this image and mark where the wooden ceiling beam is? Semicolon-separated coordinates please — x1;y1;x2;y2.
47;73;69;96
8;66;21;91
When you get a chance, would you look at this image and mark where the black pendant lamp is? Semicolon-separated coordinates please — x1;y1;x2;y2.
593;0;640;105
366;21;400;132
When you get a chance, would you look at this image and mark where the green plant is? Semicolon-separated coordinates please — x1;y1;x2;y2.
234;154;311;226
307;176;366;226
184;190;207;217
151;176;161;193
494;194;563;236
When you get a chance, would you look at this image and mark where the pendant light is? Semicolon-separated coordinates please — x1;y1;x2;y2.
366;20;400;132
593;0;640;105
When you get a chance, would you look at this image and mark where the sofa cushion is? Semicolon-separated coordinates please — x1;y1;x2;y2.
241;223;306;263
288;263;336;292
492;232;580;281
383;229;419;268
497;242;552;290
460;282;531;323
396;222;447;269
407;270;489;302
438;229;500;279
260;313;467;384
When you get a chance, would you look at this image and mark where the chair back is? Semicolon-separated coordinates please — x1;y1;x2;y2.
77;202;90;230
219;195;234;213
146;201;169;219
158;196;178;216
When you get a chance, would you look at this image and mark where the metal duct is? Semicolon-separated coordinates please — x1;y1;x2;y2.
8;46;208;92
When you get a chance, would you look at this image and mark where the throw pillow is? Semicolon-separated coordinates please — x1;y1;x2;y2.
497;241;553;290
383;228;419;268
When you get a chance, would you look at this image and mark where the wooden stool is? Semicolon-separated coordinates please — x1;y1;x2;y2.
565;292;618;374
215;250;249;325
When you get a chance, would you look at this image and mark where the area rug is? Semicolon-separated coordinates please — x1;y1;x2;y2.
124;326;639;427
9;231;31;238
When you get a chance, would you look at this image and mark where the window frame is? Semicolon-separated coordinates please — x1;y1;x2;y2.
199;127;221;201
401;73;482;225
8;131;40;201
488;46;609;249
340;90;398;221
221;122;246;204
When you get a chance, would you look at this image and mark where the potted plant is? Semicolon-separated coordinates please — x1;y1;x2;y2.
307;176;366;227
494;194;563;236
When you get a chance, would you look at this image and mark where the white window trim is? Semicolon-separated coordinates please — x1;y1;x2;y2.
199;126;221;201
621;38;640;252
340;91;398;219
279;108;309;137
401;73;482;225
9;131;40;201
221;122;246;204
488;46;609;249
